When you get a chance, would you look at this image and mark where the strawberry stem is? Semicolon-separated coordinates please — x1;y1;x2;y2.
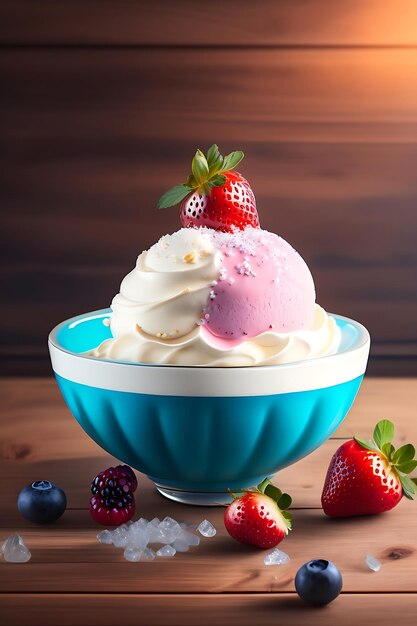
227;488;236;500
355;419;417;500
157;144;245;209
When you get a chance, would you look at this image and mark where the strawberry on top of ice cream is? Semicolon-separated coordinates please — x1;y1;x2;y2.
157;144;259;232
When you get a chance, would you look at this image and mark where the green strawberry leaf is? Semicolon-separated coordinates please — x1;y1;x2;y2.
192;149;209;185
399;474;417;499
381;442;394;460
207;173;227;189
257;478;271;494
157;184;193;209
281;510;292;530
277;493;292;511
206;144;224;177
373;419;394;449
186;174;198;189
157;144;246;211
393;444;416;464
207;143;221;164
221;150;244;173
264;484;282;503
354;437;379;452
397;460;417;474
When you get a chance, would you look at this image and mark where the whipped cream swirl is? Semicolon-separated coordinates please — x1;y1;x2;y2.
110;229;221;339
88;304;341;367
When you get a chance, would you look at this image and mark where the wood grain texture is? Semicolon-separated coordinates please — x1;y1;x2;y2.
1;594;416;626
1;1;417;46
338;377;417;441
0;378;417;624
1;507;416;593
2;47;417;374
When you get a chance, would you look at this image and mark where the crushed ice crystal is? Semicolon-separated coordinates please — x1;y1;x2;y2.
97;530;113;545
172;538;190;552
180;529;200;546
156;545;176;558
158;517;181;544
263;548;290;566
96;516;214;561
112;526;129;548
197;520;216;538
365;554;382;572
124;546;143;562
1;534;31;563
142;547;156;561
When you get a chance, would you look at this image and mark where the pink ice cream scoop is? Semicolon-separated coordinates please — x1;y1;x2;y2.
202;228;316;340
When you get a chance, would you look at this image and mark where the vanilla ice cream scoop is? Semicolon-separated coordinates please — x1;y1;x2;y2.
88;226;340;367
110;229;221;339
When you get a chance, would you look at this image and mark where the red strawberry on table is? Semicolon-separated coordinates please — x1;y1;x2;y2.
224;478;292;549
157;144;259;232
322;419;417;517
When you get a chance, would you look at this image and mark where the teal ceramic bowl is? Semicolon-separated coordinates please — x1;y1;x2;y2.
49;309;370;505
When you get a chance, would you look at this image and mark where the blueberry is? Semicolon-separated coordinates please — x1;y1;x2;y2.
17;480;67;524
295;559;342;606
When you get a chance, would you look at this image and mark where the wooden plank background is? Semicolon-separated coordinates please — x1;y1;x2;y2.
2;594;417;626
2;1;417;46
1;2;417;375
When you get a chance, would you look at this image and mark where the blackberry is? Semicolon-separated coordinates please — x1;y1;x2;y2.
89;465;137;526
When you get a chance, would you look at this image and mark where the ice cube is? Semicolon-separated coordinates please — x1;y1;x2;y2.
197;519;217;538
263;548;290;566
149;517;161;526
1;534;31;563
112;526;129;548
119;523;130;532
180;529;200;546
147;522;164;544
96;530;113;545
172;537;190;553
124;546;143;562
156;545;176;558
141;547;156;561
365;554;382;572
135;518;149;531
128;525;149;550
158;517;181;544
160;516;181;530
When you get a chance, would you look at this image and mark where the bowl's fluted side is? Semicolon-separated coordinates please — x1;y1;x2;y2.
55;374;363;491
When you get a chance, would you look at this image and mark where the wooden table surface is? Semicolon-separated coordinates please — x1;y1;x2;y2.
1;377;417;625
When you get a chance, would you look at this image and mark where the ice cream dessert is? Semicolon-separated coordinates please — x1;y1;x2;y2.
88;146;340;366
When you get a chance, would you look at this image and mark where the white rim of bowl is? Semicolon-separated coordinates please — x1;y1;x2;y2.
48;310;370;396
